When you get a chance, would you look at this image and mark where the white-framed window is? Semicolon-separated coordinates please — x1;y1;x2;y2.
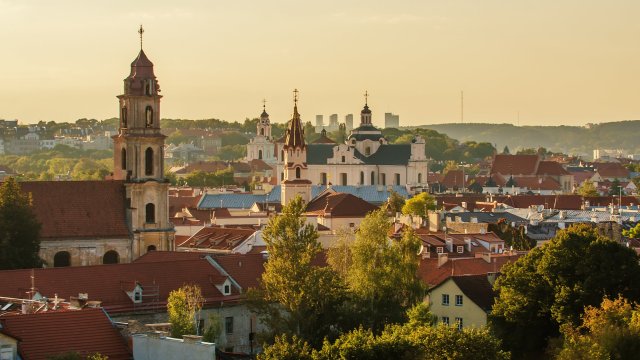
455;295;463;306
436;247;444;254
456;246;464;253
442;294;449;306
224;284;231;295
455;317;463;330
441;316;449;325
0;345;13;360
225;316;234;334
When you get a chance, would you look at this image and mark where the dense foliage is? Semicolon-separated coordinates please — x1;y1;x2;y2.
490;224;640;357
0;177;42;269
402;192;436;217
167;284;204;338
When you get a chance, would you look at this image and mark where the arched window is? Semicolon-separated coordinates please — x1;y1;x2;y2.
360;171;364;185
365;146;371;156
295;167;301;179
121;148;127;170
371;171;376;185
145;106;153;127
258;150;263;160
145;80;153;96
320;172;327;185
418;173;422;184
121;107;128;128
146;203;155;223
147;245;157;252
260;128;264;136
53;251;71;267
281;150;284;160
145;147;153;176
103;250;119;264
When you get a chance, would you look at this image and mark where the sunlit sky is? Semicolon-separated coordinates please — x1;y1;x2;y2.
0;0;638;126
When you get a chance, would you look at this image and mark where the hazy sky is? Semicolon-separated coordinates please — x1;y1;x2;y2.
1;0;638;127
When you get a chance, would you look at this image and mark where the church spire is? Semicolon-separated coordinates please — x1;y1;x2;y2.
284;89;305;149
360;90;372;126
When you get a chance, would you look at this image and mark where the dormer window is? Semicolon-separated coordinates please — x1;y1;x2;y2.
437;247;444;254
456;246;464;253
224;284;231;295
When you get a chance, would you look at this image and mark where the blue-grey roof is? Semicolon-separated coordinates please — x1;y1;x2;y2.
306;143;412;166
198;185;410;209
307;144;336;165
445;211;527;224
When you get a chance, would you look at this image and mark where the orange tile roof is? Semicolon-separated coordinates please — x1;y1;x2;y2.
179;226;256;250
0;308;131;360
306;191;379;217
536;161;570;176
18;181;129;240
593;162;630;178
419;254;522;286
491;154;539;175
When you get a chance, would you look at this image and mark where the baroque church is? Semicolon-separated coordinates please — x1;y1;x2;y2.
23;31;174;267
247;93;429;193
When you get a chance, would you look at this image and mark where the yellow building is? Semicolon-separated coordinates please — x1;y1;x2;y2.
426;274;496;329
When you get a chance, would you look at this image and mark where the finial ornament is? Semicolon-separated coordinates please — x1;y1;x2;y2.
262;98;267;111
138;25;144;50
364;90;369;105
293;88;299;105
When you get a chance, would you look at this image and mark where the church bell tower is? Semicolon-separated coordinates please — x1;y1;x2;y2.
113;26;174;257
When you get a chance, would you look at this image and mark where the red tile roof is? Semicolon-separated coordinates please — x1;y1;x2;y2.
0;259;232;313
451;275;495;311
306;191;379;217
593;162;630;179
18;181;129;240
0;308;131;360
536;161;570;176
491;154;539;175
419;254;522;287
441;170;466;189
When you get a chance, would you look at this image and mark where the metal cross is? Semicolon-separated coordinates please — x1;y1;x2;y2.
364;90;369;105
293;89;299;104
262;98;267;111
138;25;144;49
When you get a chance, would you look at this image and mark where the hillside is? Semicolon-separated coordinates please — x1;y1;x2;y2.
406;120;640;158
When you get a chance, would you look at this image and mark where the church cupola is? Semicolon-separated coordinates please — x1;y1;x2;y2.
360;90;372;127
257;99;271;138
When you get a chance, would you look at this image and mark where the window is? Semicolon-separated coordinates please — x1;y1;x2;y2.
436;247;443;254
442;294;450;306
1;345;13;360
371;171;375;185
53;251;71;267
418;173;422;184
145;203;155;223
340;173;347;186
455;317;463;330
381;173;386;186
295;167;301;179
102;250;119;264
121;148;127;170
258;150;263;160
145;80;153;96
145;106;153;127
455;295;463;306
456;246;464;254
441;316;449;326
121;107;128;128
341;155;346;163
260;128;264;136
320;172;327;185
134;291;142;302
395;173;401;185
360;171;364;185
224;284;231;295
145;147;154;176
225;316;234;334
147;245;157;252
365;146;371;155
281;172;284;181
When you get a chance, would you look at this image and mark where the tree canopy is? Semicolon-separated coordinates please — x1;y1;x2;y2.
490;224;640;357
167;284;204;338
401;192;436;217
0;177;42;269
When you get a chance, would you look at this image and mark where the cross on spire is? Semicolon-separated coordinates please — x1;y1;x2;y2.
293;88;299;105
364;90;369;105
262;98;267;111
138;25;145;50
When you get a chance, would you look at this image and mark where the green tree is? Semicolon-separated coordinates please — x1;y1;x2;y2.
0;177;42;269
336;209;425;332
577;180;599;197
608;178;624;196
47;352;108;360
202;313;222;343
487;219;535;251
502;146;510;154
491;224;640;357
623;223;640;239
167;284;204;338
257;334;314;360
384;190;405;214
556;296;640;360
250;196;345;345
401;192;435;217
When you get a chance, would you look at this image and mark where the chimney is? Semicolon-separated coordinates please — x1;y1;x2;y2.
464;237;472;252
470;217;478;223
182;335;203;344
437;253;449;268
445;238;453;252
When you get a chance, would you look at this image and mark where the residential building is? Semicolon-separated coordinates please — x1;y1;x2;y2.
384;112;399;128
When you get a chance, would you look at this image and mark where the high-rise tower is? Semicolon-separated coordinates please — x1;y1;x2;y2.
112;26;174;257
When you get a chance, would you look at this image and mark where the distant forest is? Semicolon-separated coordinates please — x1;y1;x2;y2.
406;120;640;158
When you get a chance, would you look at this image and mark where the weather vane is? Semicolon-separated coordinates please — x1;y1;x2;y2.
364;90;369;105
138;25;144;50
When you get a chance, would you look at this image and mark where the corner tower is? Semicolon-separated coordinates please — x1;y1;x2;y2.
281;89;312;205
112;26;174;257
